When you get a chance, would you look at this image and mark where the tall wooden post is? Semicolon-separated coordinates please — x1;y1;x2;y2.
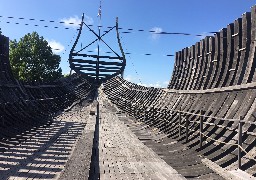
179;107;182;137
129;102;132;115
186;115;189;142
144;107;148;122
238;116;243;169
200;110;204;148
164;106;168;121
124;100;127;113
152;106;156;121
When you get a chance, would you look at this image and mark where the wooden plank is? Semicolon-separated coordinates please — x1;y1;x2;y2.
183;45;195;90
98;97;186;179
247;6;256;83
168;51;179;89
226;18;242;86
173;51;182;89
187;44;197;90
220;23;234;87
202;158;241;180
196;38;207;90
178;48;188;90
203;36;215;89
207;32;220;89
180;47;189;90
235;13;251;85
191;42;200;90
212;28;227;88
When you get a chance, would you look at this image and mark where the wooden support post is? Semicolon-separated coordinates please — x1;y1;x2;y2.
133;104;136;117
179;108;182;137
152;106;156;120
186;115;189;142
124;100;127;113
164;106;168;121
200;110;204;148
238;116;243;169
129;102;132;115
144;107;148;122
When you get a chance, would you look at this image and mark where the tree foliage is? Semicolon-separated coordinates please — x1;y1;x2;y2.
9;32;62;81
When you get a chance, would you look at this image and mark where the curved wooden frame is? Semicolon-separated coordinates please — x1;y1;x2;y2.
69;14;126;86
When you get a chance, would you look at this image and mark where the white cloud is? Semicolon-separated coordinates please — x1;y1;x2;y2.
138;81;169;88
61;15;93;29
124;75;169;88
150;27;163;40
138;82;148;87
163;81;169;85
47;40;65;54
124;74;133;81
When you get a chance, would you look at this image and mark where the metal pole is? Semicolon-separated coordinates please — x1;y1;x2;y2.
179;108;182;137
238;116;243;169
186;115;189;142
200;110;204;148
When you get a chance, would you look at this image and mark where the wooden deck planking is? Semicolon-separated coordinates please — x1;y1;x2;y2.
98;98;186;180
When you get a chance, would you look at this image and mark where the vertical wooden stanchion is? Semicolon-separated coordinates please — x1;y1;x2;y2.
152;106;155;121
200;110;204;148
179;108;182;137
186;114;189;142
133;104;136;117
124;100;127;113
128;102;132;115
144;107;148;122
164;106;168;121
238;116;243;169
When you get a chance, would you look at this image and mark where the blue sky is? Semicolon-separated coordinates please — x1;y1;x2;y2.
0;0;255;87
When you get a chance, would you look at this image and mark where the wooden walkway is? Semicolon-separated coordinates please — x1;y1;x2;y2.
0;97;186;180
95;97;186;180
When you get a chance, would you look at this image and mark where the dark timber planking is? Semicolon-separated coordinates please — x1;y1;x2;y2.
167;6;256;90
174;51;183;89
208;32;220;89
184;45;195;90
228;18;243;86
220;23;234;87
104;73;256;178
195;39;205;90
187;45;197;90
247;6;256;83
237;12;251;85
191;42;201;90
212;28;227;88
3;5;256;179
167;51;178;89
197;37;208;90
170;52;179;89
204;36;215;89
234;13;251;85
179;48;188;90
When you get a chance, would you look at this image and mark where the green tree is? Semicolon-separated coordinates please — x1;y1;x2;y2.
9;32;62;81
